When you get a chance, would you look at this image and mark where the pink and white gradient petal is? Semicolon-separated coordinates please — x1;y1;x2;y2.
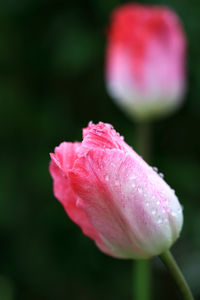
105;4;186;120
69;148;183;259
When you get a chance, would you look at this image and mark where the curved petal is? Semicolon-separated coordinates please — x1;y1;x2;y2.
80;121;133;155
49;142;112;256
50;142;81;174
69;148;183;259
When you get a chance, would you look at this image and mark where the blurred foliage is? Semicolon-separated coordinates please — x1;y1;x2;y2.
0;0;200;299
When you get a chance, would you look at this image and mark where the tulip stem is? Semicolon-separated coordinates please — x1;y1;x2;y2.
134;122;152;300
134;259;151;300
137;122;151;162
159;250;194;300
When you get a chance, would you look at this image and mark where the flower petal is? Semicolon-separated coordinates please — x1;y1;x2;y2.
80;122;128;153
49;142;113;256
69;148;183;258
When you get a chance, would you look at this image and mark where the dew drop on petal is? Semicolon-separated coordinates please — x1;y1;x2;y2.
157;217;162;224
138;187;143;194
105;174;109;181
115;180;119;186
152;167;158;172
159;172;164;178
164;198;169;204
131;183;136;188
152;208;156;215
76;199;81;207
161;190;165;196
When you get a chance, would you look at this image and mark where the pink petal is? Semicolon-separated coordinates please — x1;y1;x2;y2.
80;121;132;155
69;148;183;259
49;142;112;253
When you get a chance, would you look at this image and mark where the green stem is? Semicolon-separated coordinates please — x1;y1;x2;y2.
136;122;151;163
159;251;194;300
134;122;152;300
134;259;151;300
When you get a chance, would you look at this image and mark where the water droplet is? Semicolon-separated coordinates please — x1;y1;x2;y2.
138;187;143;194
145;201;150;207
164;218;168;223
105;174;109;181
156;201;160;205
115;180;119;186
120;136;124;140
76;199;81;207
171;212;177;217
152;208;156;215
157;217;162;224
160;190;165;196
152;167;158;172
159;172;164;178
131;183;136;188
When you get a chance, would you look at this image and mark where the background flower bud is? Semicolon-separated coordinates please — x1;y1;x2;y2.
105;4;186;120
49;122;183;259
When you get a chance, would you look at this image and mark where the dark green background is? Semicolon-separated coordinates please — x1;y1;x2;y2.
0;0;200;299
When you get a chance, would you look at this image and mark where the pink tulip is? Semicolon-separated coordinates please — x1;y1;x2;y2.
49;122;183;259
105;4;186;120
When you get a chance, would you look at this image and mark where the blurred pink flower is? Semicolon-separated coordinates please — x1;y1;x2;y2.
49;122;183;259
105;4;186;120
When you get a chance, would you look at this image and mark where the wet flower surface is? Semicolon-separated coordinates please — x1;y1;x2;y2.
50;122;183;259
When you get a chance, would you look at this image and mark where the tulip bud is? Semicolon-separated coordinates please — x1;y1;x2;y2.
49;122;183;259
105;4;186;120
